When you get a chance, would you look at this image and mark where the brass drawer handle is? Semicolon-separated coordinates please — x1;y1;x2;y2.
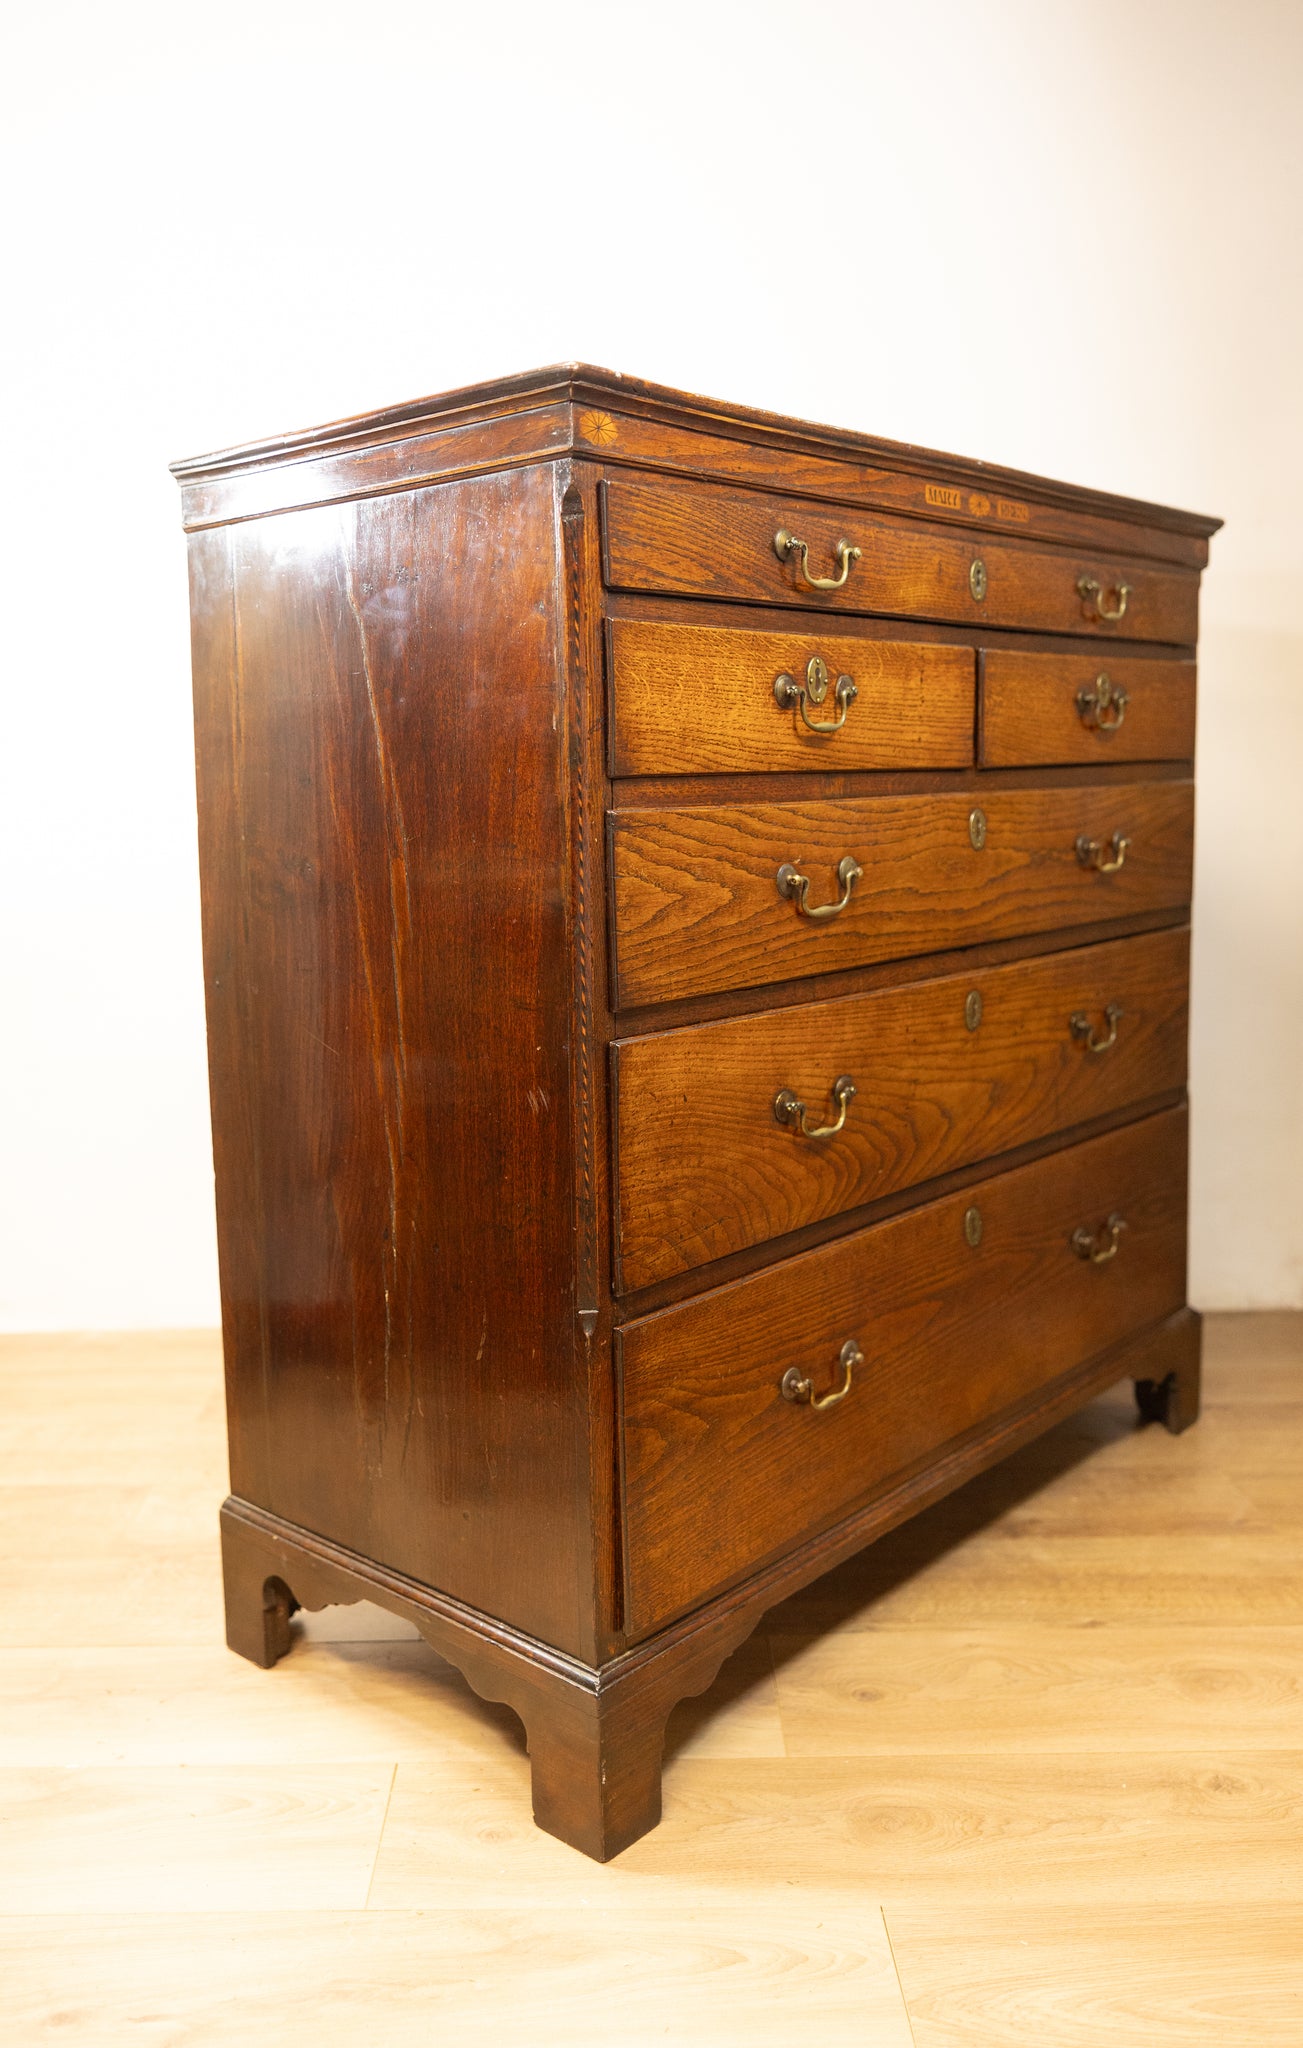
1076;831;1130;875
776;853;862;920
774;1073;856;1140
781;1338;861;1411
1076;672;1128;733
1071;1212;1127;1263
1070;1002;1123;1054
774;656;858;734
774;528;862;591
1077;575;1133;623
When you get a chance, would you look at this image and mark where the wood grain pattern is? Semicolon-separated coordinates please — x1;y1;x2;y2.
771;1625;1303;1753
175;363;1220;567
371;1750;1303;1907
173;362;1221;569
588;404;1214;569
614;926;1190;1288
0;1907;915;2046
602;475;1200;641
0;1643;525;1767
189;470;593;1657
982;650;1197;765
885;1905;1303;2046
609;617;975;774
3;1313;1295;2036
178;368;1214;1859
619;1109;1189;1635
610;781;1194;1006
0;1765;393;1913
778;1526;1303;1632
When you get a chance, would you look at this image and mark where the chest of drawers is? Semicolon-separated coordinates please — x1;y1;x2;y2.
175;367;1219;1862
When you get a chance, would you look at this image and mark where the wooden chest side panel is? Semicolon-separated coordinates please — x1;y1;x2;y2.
189;468;591;1654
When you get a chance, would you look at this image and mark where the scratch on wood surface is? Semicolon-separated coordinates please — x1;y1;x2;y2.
342;536;417;1466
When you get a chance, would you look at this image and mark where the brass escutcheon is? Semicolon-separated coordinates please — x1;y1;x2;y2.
1077;574;1132;623
1076;671;1129;733
774;528;861;591
964;1205;983;1247
781;1338;861;1411
776;853;862;921
1070;1001;1123;1054
774;655;858;735
969;807;988;850
965;990;983;1031
1071;1212;1127;1263
774;1074;856;1141
1076;831;1130;875
970;559;988;602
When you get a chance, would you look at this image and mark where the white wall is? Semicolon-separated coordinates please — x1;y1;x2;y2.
2;0;1300;1328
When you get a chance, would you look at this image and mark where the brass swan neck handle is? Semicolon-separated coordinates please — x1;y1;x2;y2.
774;1074;856;1140
776;854;862;920
1071;1213;1128;1264
1077;574;1132;623
1076;831;1130;875
1070;1001;1123;1054
781;1339;861;1411
774;528;861;591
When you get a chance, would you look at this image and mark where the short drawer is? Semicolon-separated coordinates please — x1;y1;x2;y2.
609;618;974;775
602;475;1199;643
614;926;1189;1290
982;650;1197;765
609;780;1193;1007
619;1106;1188;1636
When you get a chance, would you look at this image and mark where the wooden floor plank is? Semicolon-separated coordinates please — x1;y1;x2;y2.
0;1391;226;1490
0;1907;915;2046
0;1312;1298;2043
368;1751;1303;1907
0;1329;222;1373
1201;1310;1303;1400
1231;1472;1303;1530
773;1528;1303;1631
0;1631;781;1768
0;1547;225;1647
885;1904;1303;2046
772;1624;1303;1753
0;1766;393;1913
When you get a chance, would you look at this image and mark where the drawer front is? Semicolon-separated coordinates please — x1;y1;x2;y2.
982;651;1197;766
602;476;1199;643
614;927;1189;1291
609;618;975;775
620;1107;1188;1636
610;780;1193;1007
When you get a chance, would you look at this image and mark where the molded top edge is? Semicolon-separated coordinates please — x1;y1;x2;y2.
170;362;1222;537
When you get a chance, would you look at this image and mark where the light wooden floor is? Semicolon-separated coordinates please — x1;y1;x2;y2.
1;1315;1301;2044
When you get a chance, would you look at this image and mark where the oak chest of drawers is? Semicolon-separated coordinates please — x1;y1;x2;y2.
175;367;1219;1861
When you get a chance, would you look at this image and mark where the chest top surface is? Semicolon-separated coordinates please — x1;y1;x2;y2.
171;363;1221;559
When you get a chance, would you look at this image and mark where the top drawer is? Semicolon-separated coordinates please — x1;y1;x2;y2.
601;476;1199;645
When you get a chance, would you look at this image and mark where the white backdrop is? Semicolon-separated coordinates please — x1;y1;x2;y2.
2;0;1300;1328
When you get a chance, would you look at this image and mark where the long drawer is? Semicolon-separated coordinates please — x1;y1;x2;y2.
602;476;1200;643
609;780;1194;1006
613;927;1189;1291
619;1107;1188;1636
608;618;975;775
981;650;1197;765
